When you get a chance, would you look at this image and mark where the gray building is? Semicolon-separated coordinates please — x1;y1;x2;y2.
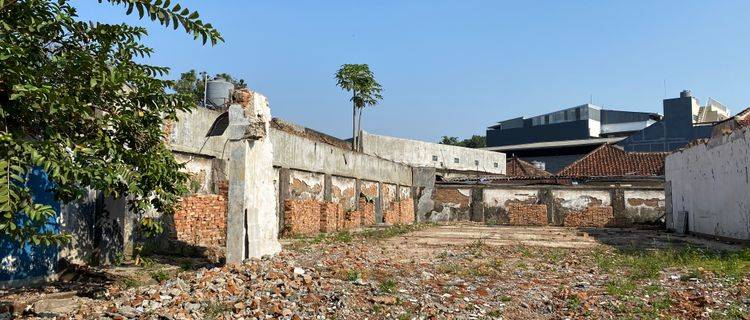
484;91;729;173
485;104;660;173
618;90;729;152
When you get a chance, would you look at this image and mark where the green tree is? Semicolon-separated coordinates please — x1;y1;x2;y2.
0;0;222;246
174;70;247;105
439;135;486;148
439;136;461;146
334;64;383;150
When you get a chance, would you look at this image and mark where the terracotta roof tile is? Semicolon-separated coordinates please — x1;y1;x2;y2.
506;157;552;178
556;144;668;177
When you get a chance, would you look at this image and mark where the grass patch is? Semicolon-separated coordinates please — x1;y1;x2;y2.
499;295;512;302
379;279;397;293
203;301;231;320
346;269;361;281
121;277;142;288
605;279;637;297
150;270;171;283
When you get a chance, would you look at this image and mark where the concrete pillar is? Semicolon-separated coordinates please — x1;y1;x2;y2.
225;92;281;264
277;168;291;234
323;174;332;202
540;187;556;225
376;182;383;223
470;187;484;222
354;178;361;210
610;188;626;226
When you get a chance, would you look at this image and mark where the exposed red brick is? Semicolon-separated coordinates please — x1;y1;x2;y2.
507;203;547;226
563;206;614;227
173;194;228;247
320;202;339;233
283;199;322;236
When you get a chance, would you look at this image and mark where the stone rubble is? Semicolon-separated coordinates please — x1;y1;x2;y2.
2;226;748;319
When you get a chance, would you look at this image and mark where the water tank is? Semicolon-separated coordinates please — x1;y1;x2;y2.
205;77;234;108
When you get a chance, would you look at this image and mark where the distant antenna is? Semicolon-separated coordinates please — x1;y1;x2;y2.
589;94;593;104
663;79;667;98
203;72;208;107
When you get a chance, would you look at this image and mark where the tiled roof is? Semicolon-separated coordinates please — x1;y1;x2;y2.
556;144;668;177
506;157;552;178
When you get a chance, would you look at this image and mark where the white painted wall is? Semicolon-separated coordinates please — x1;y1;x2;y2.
483;189;538;210
360;131;506;174
666;126;750;241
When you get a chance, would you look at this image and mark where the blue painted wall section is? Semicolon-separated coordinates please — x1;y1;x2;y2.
0;168;60;284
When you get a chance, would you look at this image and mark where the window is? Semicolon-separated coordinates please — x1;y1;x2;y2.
454;157;459;163
432;155;438;161
474;160;479;166
494;162;498;168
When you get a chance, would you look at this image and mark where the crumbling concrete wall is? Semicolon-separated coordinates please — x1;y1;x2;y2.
623;190;665;225
431;185;665;228
666;126;750;241
483;188;540;225
431;187;472;222
360;131;506;174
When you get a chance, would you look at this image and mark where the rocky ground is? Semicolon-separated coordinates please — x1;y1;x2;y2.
2;223;749;319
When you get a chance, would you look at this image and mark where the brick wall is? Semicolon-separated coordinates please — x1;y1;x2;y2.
507;203;547;226
384;198;415;225
283;199;322;236
563;206;615;227
172;194;228;247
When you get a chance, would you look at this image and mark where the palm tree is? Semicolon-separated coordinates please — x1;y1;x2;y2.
335;64;383;151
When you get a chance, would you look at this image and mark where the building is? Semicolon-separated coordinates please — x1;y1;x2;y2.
618;90;729;152
484;91;730;173
485;104;660;173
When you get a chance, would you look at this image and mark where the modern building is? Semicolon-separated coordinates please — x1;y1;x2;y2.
484;91;730;173
484;104;660;173
618;91;729;152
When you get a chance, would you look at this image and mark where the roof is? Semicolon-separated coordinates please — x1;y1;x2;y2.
482;137;625;152
556;144;669;177
711;107;750;137
506;157;552;178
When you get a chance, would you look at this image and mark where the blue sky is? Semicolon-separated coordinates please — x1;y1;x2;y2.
72;1;750;142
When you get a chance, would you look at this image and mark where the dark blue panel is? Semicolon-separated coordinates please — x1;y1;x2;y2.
0;168;60;283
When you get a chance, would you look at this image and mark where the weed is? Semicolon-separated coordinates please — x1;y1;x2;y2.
180;261;194;271
566;295;582;310
605;279;636;297
150;270;170;283
203;301;230;320
499;295;512;302
346;269;361;281
379;279;397;293
121;277;142;288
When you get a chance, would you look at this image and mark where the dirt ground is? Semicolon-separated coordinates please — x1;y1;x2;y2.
2;223;749;319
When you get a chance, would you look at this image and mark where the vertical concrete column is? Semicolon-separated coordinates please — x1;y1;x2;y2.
470;187;484;222
376;181;383;223
323;174;333;202
225;92;281;264
277;168;291;234
540;187;557;225
354;178;361;210
610;188;626;226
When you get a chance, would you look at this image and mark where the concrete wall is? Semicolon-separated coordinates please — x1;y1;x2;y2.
432;185;665;227
666;125;750;241
360;131;506;174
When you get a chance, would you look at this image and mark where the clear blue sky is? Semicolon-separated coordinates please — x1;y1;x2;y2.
72;0;750;142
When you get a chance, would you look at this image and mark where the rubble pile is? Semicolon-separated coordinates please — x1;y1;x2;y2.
3;225;749;319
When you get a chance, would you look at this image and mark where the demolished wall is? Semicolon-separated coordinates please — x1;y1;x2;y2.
431;185;665;227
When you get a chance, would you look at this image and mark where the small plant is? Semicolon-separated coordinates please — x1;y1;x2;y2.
150;270;170;283
499;295;512;302
121;277;142;289
346;269;361;281
488;309;502;317
566;295;582;310
379;279;397;293
333;231;352;243
113;251;124;267
203;301;231;320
